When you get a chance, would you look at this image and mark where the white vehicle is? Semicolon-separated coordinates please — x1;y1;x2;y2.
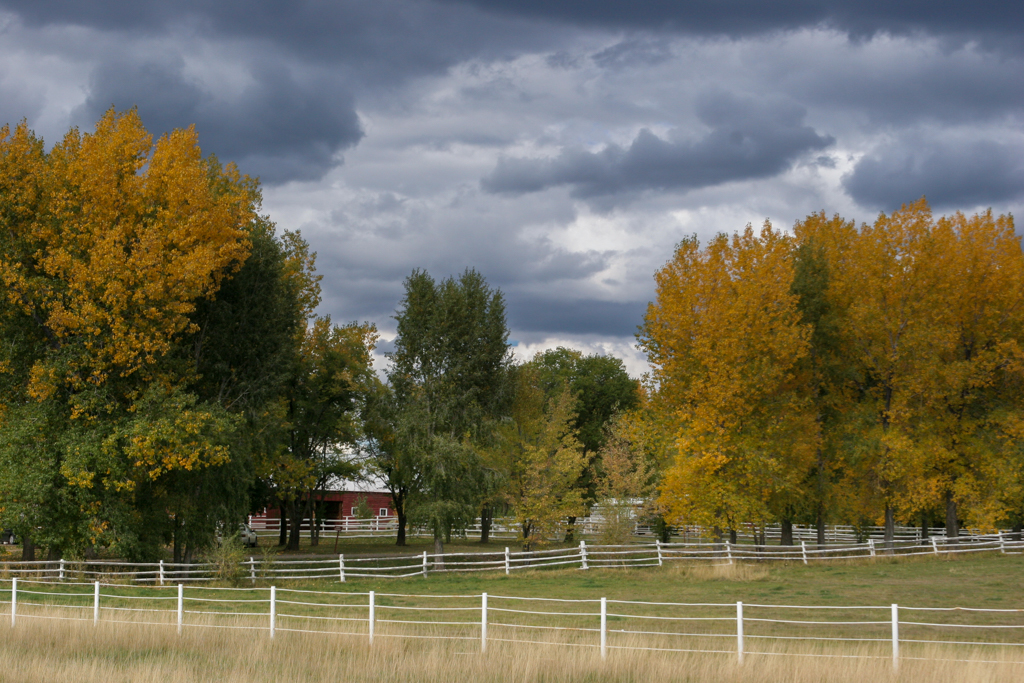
239;523;258;548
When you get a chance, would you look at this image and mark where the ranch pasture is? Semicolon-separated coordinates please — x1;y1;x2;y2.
1;552;1023;682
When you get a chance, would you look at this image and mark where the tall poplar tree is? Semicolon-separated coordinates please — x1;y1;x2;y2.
386;269;512;554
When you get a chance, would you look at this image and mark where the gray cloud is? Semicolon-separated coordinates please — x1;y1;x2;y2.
74;58;363;183
842;134;1024;211
442;1;1024;46
507;296;645;336
482;93;833;199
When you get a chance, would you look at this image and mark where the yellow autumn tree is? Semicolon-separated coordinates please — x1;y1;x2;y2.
914;209;1024;534
493;365;589;550
0;109;255;405
0;110;260;559
640;222;819;539
595;410;656;544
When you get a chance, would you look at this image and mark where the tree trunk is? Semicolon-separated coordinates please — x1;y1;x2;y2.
1012;523;1022;543
21;533;34;562
396;507;407;546
480;503;491;544
310;493;320;547
729;528;737;545
287;500;302;551
392;488;407;546
563;516;576;543
884;504;895;552
780;518;794;546
920;512;930;544
278;503;288;547
816;504;826;547
945;492;959;543
433;535;444;570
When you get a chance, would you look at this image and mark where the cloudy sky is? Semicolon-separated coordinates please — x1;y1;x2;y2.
1;1;1021;375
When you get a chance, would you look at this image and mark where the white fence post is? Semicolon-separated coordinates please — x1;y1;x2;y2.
600;597;607;659
250;557;257;585
11;577;16;627
93;581;100;625
504;547;510;575
177;584;183;635
868;539;876;558
339;554;346;583
891;603;899;670
369;591;375;644
800;541;808;565
269;586;276;639
737;601;744;664
655;540;663;566
59;558;65;581
931;538;939;555
999;532;1006;554
481;592;488;653
422;551;428;577
580;541;589;570
159;560;165;586
726;541;733;565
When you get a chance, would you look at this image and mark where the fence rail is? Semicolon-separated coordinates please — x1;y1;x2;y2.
245;515;1010;544
2;533;1021;585
2;579;1022;669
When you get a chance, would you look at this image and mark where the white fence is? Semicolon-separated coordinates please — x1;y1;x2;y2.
2;579;1023;669
1;533;1021;585
247;514;1001;544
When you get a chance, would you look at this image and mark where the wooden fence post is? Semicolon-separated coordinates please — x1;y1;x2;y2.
656;540;663;566
868;539;876;558
177;584;183;635
481;593;488;653
600;597;607;659
10;577;15;627
931;538;939;555
504;547;510;575
422;551;428;577
339;554;346;583
93;581;100;625
269;586;276;639
580;541;589;570
159;560;165;586
737;601;744;664
726;541;733;565
891;603;899;670
800;541;808;565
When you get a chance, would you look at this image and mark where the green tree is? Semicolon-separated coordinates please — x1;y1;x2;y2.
524;348;639;538
386;269;512;554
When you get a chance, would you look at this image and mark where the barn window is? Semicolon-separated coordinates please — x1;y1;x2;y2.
379;508;389;517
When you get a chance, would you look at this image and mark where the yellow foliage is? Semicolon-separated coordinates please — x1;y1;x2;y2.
641;222;819;530
0;109;256;402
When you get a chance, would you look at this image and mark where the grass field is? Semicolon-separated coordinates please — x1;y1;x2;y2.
2;553;1023;681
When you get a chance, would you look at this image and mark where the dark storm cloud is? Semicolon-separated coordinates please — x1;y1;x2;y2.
507;296;645;336
0;1;556;82
442;0;1024;45
74;58;363;183
482;93;833;198
843;135;1024;211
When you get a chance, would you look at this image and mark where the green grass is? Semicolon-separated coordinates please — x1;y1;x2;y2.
7;550;1023;610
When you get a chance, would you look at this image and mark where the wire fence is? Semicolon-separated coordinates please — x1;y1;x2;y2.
2;579;1022;669
1;532;1021;585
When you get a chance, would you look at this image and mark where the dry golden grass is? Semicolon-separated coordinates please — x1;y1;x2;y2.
2;606;1023;683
